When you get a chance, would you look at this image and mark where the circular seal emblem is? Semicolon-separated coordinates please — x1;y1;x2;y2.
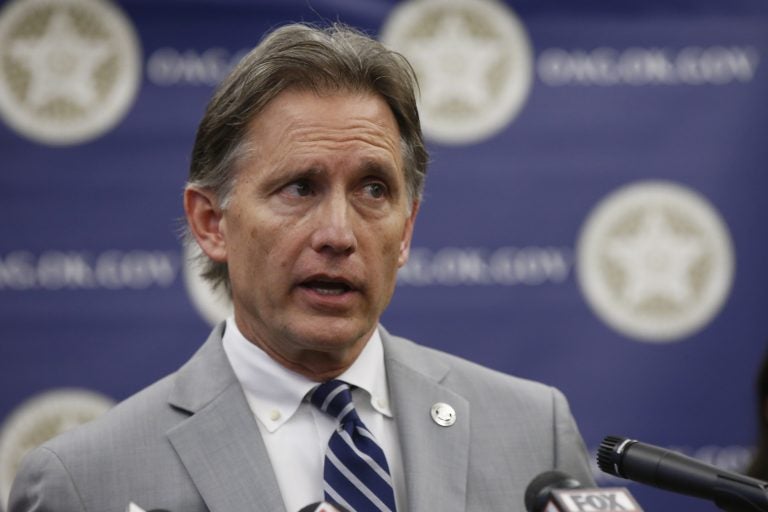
380;0;533;145
0;0;141;146
576;181;735;342
182;241;233;327
0;388;114;510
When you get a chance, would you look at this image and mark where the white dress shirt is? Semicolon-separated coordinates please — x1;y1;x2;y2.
222;316;406;512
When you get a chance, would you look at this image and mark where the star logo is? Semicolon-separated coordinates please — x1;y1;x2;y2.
606;210;705;307
11;10;112;110
577;181;734;342
0;0;141;145
405;13;500;111
381;0;533;145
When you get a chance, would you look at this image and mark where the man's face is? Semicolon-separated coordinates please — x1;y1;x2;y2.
212;89;417;375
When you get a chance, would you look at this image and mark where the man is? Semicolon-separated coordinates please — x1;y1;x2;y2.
10;23;593;512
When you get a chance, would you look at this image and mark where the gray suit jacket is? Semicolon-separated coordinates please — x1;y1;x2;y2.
9;325;594;512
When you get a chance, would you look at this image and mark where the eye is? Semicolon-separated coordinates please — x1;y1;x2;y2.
284;179;314;197
363;181;387;199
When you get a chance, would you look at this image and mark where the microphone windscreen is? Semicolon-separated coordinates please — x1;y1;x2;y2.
525;470;583;512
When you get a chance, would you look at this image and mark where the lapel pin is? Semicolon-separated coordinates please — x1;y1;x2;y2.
430;402;456;427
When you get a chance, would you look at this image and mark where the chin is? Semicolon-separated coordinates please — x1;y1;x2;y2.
292;319;374;352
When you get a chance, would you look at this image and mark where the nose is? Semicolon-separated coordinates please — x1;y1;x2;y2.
310;191;357;255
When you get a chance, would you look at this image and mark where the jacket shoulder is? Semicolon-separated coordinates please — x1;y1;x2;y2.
43;372;180;459
385;332;555;402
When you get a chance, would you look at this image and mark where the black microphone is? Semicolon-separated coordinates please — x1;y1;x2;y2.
598;435;768;512
297;502;350;512
525;470;582;512
524;470;643;512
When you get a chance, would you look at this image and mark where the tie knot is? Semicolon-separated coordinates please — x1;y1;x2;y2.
309;379;357;423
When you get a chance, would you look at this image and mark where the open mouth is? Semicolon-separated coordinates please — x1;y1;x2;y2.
300;279;354;296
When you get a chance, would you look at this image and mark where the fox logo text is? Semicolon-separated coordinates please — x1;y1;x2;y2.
550;489;643;512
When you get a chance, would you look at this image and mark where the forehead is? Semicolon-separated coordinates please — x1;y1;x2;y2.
244;88;403;169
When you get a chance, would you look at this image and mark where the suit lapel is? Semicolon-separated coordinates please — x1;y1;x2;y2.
382;328;470;512
166;325;285;512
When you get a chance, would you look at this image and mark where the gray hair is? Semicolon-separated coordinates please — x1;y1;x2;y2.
186;22;428;292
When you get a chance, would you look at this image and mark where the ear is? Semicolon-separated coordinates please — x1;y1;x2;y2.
184;186;227;263
398;200;420;268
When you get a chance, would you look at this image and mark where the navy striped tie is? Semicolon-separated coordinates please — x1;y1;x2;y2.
309;380;397;512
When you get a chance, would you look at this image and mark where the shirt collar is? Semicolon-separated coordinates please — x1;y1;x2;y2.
221;317;392;433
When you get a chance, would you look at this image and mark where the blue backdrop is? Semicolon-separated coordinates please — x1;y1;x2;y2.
1;0;767;510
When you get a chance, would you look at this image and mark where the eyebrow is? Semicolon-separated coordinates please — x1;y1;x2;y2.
257;166;323;194
362;155;406;184
257;155;402;195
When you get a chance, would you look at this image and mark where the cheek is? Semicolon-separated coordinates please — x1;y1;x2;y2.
375;225;409;273
225;212;275;275
253;219;306;271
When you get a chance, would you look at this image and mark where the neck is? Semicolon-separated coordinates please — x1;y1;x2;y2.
270;350;361;382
